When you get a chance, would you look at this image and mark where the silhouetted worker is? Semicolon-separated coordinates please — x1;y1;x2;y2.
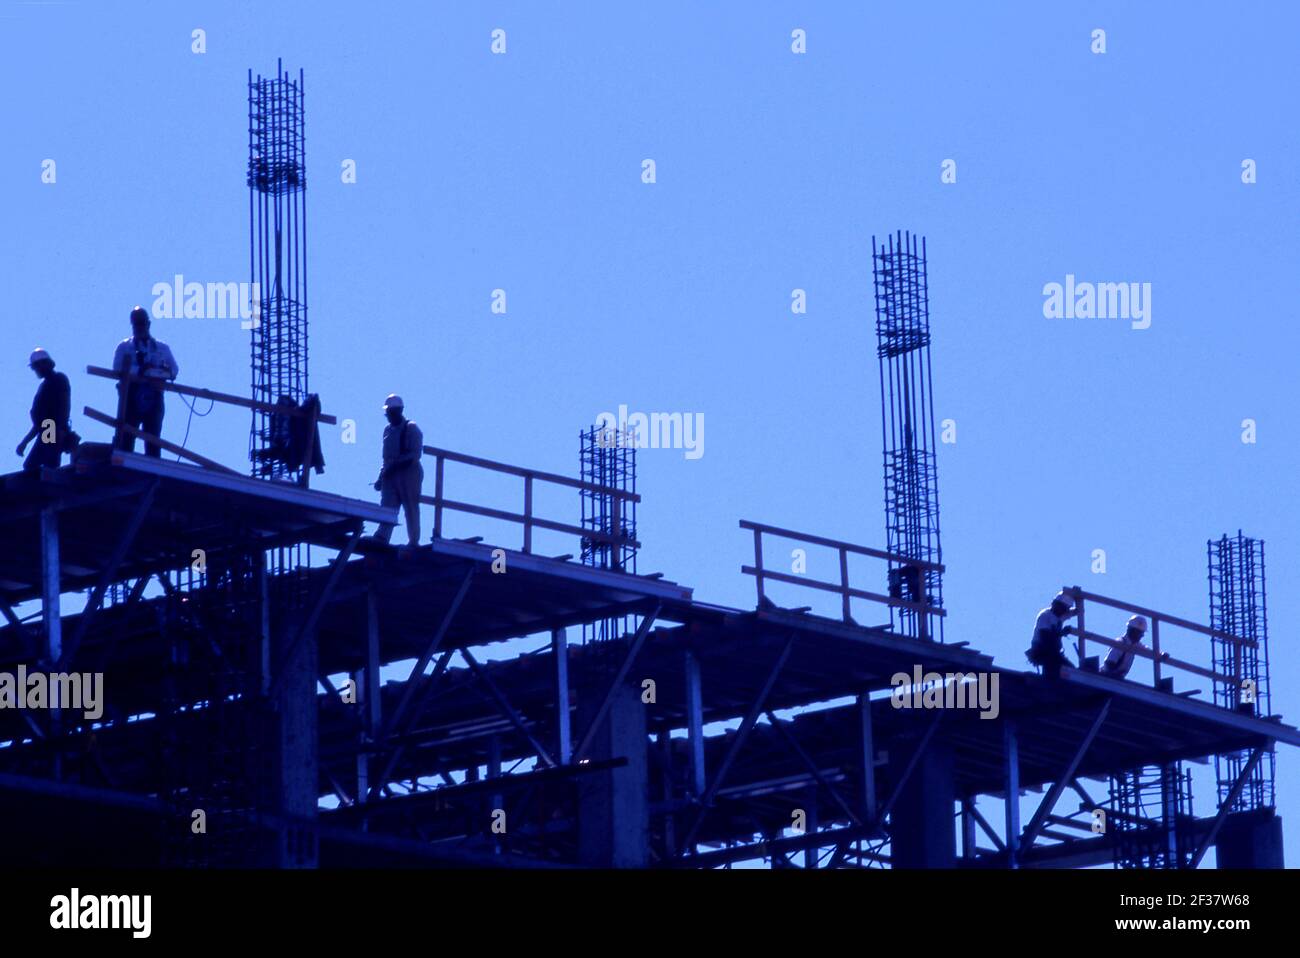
15;348;71;472
373;394;424;545
113;306;178;457
1025;591;1078;677
1102;615;1148;680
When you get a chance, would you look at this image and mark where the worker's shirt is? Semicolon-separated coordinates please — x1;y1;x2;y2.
1103;640;1143;679
1032;607;1067;649
113;336;179;381
382;419;423;469
31;371;71;428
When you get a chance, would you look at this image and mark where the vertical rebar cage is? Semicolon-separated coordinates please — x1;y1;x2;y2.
1110;764;1195;869
580;424;638;643
248;59;308;482
1208;532;1274;811
872;231;943;641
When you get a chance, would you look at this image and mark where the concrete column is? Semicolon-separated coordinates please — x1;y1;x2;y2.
577;679;649;867
269;614;319;867
890;738;957;868
1216;809;1284;868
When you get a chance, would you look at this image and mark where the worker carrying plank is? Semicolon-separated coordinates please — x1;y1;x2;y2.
373;393;424;546
15;347;73;472
112;306;178;457
1025;590;1078;677
1101;615;1148;680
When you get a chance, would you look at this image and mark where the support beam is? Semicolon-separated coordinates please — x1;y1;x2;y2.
1020;701;1111;850
385;566;473;733
39;506;61;664
685;650;706;797
573;602;660;762
357;587;381;808
858;692;877;823
965;799;1005;852
961;800;977;859
1191;747;1263;868
1004;720;1021;869
268;530;361;700
766;709;861;827
679;634;795;855
367;649;456;800
464;649;557;768
552;628;571;764
876;710;942;826
60;482;158;668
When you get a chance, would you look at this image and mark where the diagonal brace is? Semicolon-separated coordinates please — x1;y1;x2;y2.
679;633;796;855
1190;746;1264;869
463;647;557;769
572;602;660;762
269;529;360;700
385;566;474;734
1020;700;1111;849
876;710;943;827
765;709;862;827
58;481;158;669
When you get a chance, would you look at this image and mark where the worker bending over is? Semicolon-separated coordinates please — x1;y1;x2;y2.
374;394;424;546
113;306;179;457
1102;615;1148;680
16;348;71;472
1026;591;1078;677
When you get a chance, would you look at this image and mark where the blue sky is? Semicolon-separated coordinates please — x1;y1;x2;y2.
3;1;1298;865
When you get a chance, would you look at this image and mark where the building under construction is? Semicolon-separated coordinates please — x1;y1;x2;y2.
0;65;1292;870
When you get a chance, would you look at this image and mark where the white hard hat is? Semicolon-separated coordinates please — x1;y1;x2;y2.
382;393;404;411
1127;615;1148;635
29;347;51;366
1053;590;1074;609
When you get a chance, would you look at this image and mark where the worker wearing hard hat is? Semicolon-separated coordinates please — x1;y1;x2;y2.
1025;591;1078;677
112;306;179;457
15;348;72;472
373;394;424;546
1102;615;1148;680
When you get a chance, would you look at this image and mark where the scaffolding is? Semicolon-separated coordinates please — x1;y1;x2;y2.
248;59;309;484
580;424;638;644
872;231;943;641
1111;764;1195;869
159;555;267;866
1208;532;1274;812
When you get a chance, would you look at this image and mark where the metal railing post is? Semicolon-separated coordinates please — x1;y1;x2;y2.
523;474;533;553
839;547;850;622
433;454;444;540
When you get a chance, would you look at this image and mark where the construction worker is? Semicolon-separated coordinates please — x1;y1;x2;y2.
112;306;179;457
1025;590;1077;676
373;394;424;546
15;348;71;472
1102;615;1148;680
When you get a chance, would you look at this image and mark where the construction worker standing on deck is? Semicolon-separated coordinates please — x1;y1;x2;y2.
373;394;424;546
1026;591;1078;677
1102;615;1148;680
112;306;178;457
15;348;71;472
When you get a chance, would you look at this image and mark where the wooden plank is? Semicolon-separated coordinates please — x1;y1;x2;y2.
86;366;338;425
83;406;239;474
